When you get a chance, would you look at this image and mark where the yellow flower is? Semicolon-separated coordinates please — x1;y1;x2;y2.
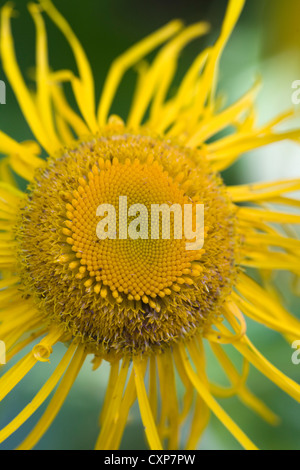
0;0;300;451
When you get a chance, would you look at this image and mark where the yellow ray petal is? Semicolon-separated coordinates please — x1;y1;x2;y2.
0;5;57;154
217;318;300;403
0;276;19;290
204;302;246;345
233;291;300;341
17;344;86;450
0;308;41;338
0;341;80;444
186;395;210;451
128;22;210;128
266;196;300;209
0;131;43;174
208;129;300;164
236;273;300;336
103;367;138;450
233;335;300;403
210;342;279;425
157;351;180;449
1;319;44;354
155;49;210;134
0;299;36;322
133;357;163;450
5;328;48;364
97;20;183;126
238;206;300;225
180;339;210;450
148;355;158;421
95;358;130;450
0;157;16;186
186;78;261;147
28;3;61;150
50;84;90;138
242;233;300;252
228;179;300;203
55;113;74;145
178;342;258;450
0;181;24;203
172;347;195;425
190;0;245;120
98;359;120;426
0;327;64;402
38;0;98;133
240;252;300;271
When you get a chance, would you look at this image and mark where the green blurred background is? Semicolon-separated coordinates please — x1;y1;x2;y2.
0;0;300;450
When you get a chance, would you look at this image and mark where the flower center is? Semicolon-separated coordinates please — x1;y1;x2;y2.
65;158;202;308
16;127;237;358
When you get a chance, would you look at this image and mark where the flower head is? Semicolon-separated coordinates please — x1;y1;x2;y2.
0;0;300;450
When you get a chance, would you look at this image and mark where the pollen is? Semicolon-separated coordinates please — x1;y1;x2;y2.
16;126;237;357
